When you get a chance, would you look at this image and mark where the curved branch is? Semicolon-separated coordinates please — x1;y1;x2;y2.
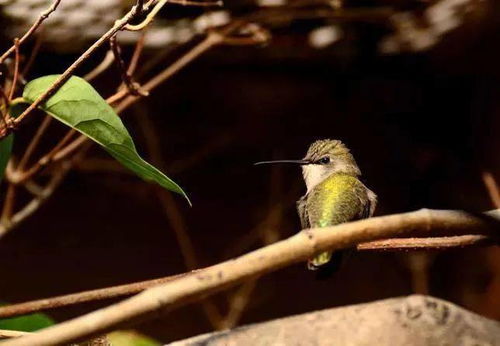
3;208;499;346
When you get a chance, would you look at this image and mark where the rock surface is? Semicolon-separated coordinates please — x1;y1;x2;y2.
169;295;500;346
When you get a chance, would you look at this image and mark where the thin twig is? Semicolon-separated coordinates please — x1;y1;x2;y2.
115;32;147;92
168;0;224;7
4;209;499;346
127;33;146;76
6;126;74;185
83;50;115;81
357;235;493;251
0;87;9;125
0;270;205;319
136;107;224;328
50;134;87;162
482;171;500;208
138;112;198;269
0;185;16;224
169;0;223;6
168;132;234;175
7;39;21;101
220;166;285;329
221;278;258;329
123;0;222;32
125;0;168;31
136;0;145;14
110;36;147;96
51;31;226;162
8;0;156;130
14;116;53;172
115;31;225;113
0;0;62;65
20;29;45;78
0;163;68;239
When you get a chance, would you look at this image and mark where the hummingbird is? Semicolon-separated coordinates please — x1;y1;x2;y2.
256;139;377;271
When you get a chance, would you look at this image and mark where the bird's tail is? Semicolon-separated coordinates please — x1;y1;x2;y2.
307;251;333;270
307;251;345;279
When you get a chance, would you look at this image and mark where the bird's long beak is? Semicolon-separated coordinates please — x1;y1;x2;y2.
254;159;311;166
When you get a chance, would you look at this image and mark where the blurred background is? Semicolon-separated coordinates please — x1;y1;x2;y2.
0;0;499;343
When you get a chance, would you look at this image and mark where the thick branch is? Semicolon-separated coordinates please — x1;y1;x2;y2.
3;208;499;346
0;233;494;319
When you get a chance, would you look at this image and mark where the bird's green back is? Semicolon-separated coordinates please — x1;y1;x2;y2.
306;173;369;227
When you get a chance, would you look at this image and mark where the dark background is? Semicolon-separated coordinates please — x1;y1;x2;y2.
1;0;499;343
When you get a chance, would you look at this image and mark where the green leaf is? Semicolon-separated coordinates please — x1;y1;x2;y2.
23;75;190;205
0;134;13;184
107;330;161;346
0;306;54;332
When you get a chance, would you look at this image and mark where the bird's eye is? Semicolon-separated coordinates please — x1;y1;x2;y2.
317;157;330;164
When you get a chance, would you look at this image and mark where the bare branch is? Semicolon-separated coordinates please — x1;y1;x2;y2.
0;0;62;65
7;0;158;131
0;162;69;238
0;221;497;320
12;116;53;174
0;270;205;319
4;208;499;346
83;50;115;82
0;330;29;339
110;36;148;97
168;0;223;6
125;0;169;31
482;171;500;208
7;39;20;101
357;235;493;251
49;31;227;163
115;31;225;113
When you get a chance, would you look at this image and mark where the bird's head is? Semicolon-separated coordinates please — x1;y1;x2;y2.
301;139;360;192
255;139;360;192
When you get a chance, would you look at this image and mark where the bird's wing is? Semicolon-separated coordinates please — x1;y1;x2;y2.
296;194;310;230
359;187;377;219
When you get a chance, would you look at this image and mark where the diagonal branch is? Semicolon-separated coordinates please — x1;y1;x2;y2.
0;270;205;319
3;208;499;346
7;0;157;130
0;0;62;65
0;230;497;319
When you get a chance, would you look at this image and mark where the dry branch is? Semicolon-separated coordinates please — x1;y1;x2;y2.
0;270;204;319
8;2;145;128
0;233;493;319
0;0;62;64
357;234;493;251
0;330;28;339
482;171;500;208
3;208;499;346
